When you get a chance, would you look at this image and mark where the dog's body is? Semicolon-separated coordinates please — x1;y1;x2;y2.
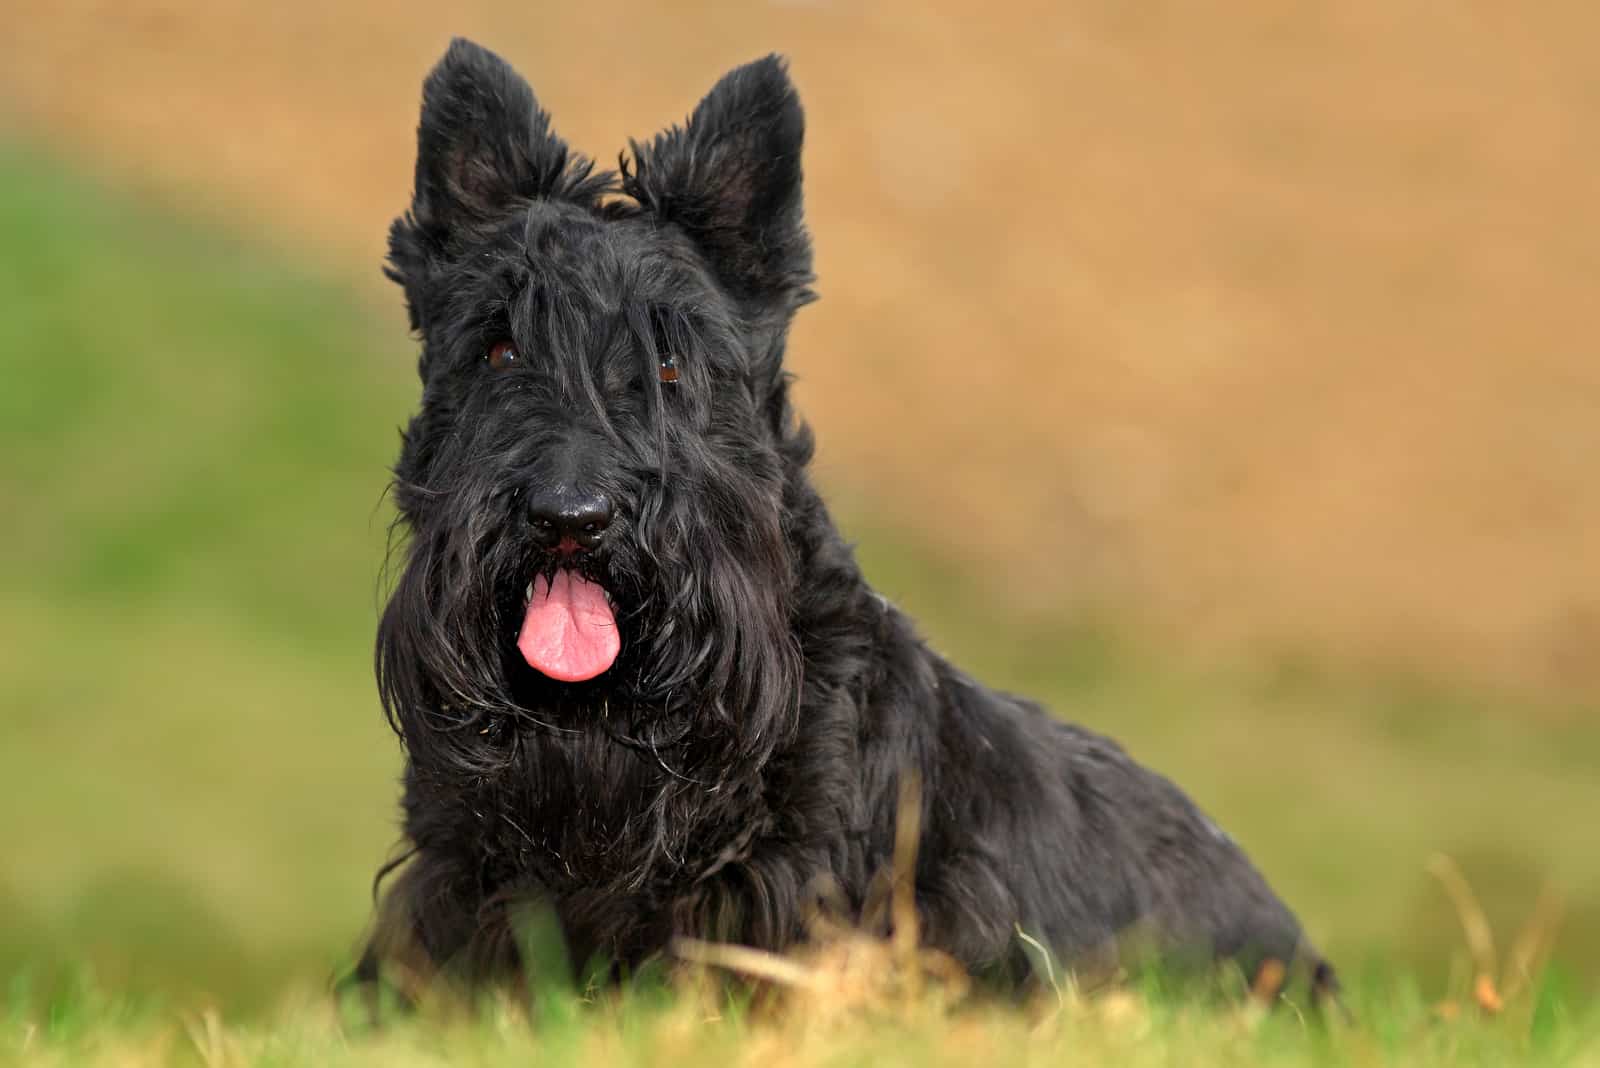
363;39;1333;996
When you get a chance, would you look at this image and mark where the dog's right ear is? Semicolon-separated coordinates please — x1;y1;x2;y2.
387;39;603;330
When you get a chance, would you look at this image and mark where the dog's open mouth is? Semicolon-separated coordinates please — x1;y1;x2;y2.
516;571;620;682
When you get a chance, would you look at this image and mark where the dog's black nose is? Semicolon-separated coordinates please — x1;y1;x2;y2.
527;487;612;553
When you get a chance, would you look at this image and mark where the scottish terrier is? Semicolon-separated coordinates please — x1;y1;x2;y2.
360;38;1335;999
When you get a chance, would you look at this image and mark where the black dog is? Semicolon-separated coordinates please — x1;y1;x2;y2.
361;38;1334;998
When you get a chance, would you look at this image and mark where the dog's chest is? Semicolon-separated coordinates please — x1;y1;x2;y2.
438;723;747;894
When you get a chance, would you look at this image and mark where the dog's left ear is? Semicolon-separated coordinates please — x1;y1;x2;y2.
624;57;813;309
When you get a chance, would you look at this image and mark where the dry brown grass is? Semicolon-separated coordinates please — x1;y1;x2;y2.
5;1;1597;693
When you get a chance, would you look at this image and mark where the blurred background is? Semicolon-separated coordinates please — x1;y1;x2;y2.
1;1;1596;1012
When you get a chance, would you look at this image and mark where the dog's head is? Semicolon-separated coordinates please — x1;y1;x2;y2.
379;40;813;770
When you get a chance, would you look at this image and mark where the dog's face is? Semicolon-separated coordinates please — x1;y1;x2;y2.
379;40;813;764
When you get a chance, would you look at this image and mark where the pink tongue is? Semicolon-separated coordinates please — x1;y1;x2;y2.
517;571;620;682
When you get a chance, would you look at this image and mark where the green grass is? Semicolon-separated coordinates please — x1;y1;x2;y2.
0;140;1596;1062
6;966;1598;1066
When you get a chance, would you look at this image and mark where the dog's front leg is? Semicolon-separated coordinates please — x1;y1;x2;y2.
357;846;529;997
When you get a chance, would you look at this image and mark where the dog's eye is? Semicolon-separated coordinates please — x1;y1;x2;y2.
658;355;680;385
487;340;518;370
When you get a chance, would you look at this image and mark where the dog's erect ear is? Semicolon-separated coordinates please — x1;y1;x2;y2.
624;56;813;308
389;39;604;329
409;37;601;230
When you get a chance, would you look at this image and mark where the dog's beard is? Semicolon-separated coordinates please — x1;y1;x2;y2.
377;468;805;782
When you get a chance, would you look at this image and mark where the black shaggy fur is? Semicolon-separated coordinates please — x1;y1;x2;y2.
360;38;1336;998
